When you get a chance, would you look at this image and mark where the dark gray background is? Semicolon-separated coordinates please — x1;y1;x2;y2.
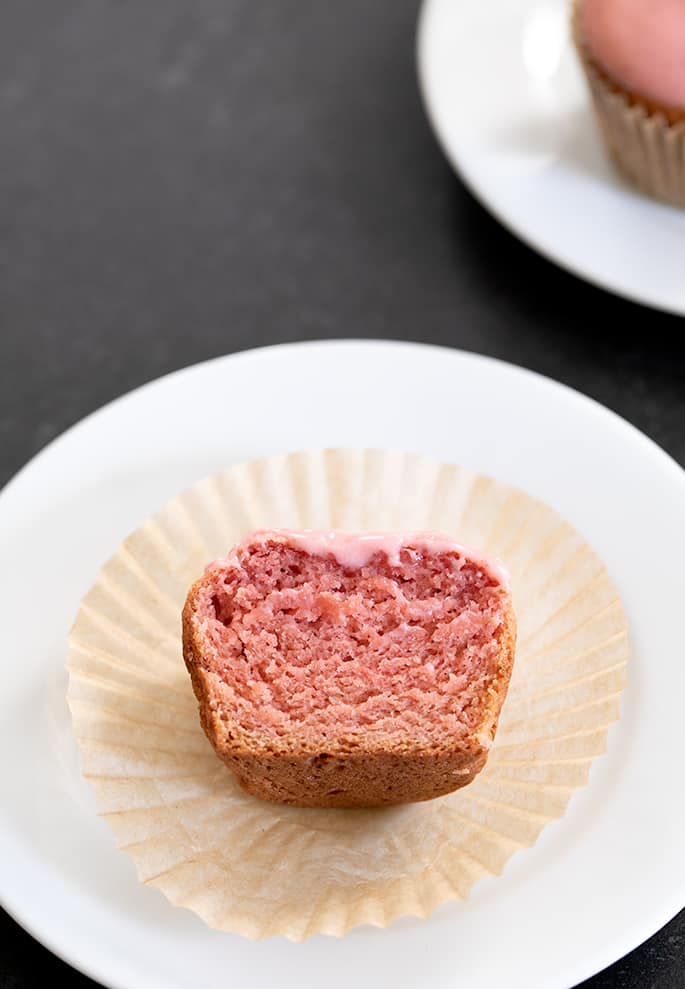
1;1;683;986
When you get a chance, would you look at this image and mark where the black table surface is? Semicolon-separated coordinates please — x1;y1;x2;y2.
1;1;684;987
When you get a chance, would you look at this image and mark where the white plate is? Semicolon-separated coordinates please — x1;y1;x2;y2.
417;0;685;315
1;340;684;989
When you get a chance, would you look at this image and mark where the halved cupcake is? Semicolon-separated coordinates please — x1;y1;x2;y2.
182;529;516;808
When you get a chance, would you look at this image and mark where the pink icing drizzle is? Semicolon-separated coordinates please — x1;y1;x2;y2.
222;529;510;589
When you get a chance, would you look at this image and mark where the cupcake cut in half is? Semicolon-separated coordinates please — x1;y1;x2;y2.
183;530;516;808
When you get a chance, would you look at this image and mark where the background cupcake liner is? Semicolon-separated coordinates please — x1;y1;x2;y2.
573;3;685;208
67;449;629;940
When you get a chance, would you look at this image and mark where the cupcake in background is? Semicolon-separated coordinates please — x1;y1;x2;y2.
573;0;685;208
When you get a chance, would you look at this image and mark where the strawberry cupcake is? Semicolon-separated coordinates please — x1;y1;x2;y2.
574;0;685;206
182;529;516;808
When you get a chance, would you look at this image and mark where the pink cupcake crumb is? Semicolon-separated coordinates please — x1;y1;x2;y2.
191;530;511;747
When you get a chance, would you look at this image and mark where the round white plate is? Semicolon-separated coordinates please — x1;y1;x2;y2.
1;340;684;989
417;0;685;315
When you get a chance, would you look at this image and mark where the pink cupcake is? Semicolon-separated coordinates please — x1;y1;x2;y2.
574;0;685;206
182;529;516;808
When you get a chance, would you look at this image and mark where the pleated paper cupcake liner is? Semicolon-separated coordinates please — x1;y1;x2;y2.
573;2;685;208
67;448;629;940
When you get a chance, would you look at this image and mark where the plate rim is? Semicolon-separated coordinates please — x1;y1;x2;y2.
4;338;685;503
415;0;685;318
1;338;684;989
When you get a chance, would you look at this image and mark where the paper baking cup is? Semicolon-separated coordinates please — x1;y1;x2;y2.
67;449;629;940
573;5;685;208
